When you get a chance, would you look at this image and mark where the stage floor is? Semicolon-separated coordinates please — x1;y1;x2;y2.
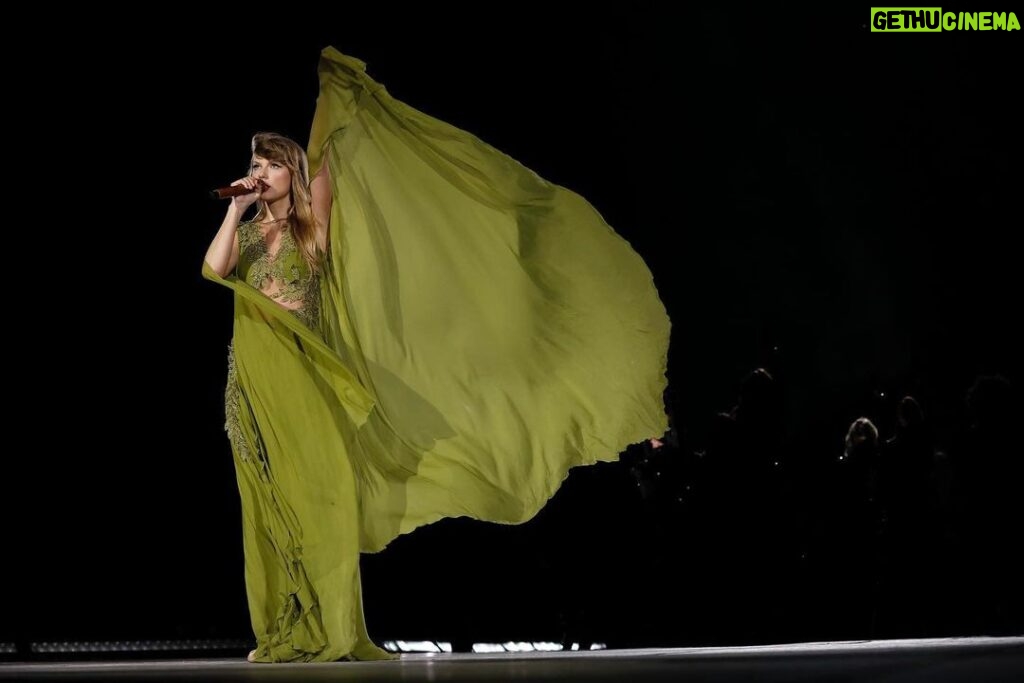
2;637;1022;682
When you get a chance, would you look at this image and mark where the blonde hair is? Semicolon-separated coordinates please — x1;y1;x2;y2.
250;132;321;271
843;417;879;460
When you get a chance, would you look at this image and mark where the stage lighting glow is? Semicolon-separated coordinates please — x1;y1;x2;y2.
472;643;505;653
395;640;442;652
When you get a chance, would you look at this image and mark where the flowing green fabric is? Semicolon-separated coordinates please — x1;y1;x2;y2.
203;46;670;663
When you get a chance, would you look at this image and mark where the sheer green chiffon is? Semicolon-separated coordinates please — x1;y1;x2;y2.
202;46;670;662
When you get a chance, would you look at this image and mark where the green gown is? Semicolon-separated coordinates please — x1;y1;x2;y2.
202;46;670;663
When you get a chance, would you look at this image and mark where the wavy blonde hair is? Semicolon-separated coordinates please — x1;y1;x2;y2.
250;132;321;271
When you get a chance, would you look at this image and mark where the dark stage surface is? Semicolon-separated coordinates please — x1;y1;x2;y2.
3;638;1023;682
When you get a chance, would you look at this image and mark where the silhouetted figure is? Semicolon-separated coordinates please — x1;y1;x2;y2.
951;375;1021;635
876;396;941;636
688;368;799;644
804;417;886;640
880;397;935;527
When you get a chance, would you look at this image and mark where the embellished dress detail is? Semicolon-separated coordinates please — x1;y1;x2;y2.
237;221;321;332
226;221;321;466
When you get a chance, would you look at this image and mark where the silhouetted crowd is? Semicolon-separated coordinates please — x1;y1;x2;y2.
597;370;1022;647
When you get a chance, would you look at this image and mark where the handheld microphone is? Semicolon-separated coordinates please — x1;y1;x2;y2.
209;180;268;199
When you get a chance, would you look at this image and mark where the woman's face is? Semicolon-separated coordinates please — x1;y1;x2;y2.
250;155;292;201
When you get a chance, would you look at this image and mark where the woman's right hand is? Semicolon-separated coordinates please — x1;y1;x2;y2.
230;176;263;212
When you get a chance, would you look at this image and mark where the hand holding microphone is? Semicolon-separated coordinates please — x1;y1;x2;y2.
210;178;268;200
